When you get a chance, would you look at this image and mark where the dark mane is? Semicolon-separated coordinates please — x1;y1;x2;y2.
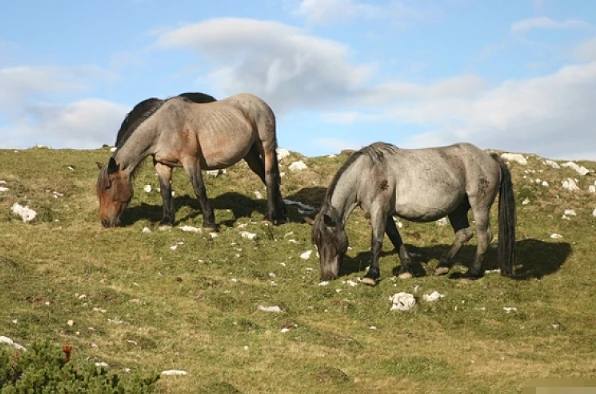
115;99;168;149
323;142;399;204
114;92;217;149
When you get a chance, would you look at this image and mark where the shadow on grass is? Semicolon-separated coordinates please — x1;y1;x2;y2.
336;238;571;281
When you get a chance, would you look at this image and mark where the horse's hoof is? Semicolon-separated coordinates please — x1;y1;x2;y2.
434;266;450;276
158;224;173;231
360;277;377;286
398;272;413;279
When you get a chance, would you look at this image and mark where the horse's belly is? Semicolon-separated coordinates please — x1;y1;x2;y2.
394;195;462;223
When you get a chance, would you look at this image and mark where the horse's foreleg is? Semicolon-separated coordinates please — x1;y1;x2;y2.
435;201;473;276
361;209;388;286
385;216;414;279
262;148;287;224
154;161;175;228
183;159;216;231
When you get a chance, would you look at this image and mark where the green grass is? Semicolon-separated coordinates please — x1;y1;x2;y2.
1;146;596;393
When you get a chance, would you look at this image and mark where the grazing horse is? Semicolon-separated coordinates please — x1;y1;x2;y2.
309;142;516;285
96;93;287;230
114;92;217;148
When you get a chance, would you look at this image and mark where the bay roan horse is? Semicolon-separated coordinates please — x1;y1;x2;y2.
309;142;516;285
96;93;287;230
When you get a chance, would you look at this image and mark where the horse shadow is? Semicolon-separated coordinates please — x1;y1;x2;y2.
338;238;571;281
121;192;270;227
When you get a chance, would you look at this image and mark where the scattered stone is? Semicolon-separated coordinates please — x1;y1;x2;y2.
544;160;560;169
318;281;329;286
281;327;290;333
143;185;152;193
550;233;563;239
179;225;201;233
11;203;37;223
589;185;596;193
562;209;576;220
254;191;264;199
161;369;188;376
142;227;151;233
503;307;517;313
422;291;445;302
288;160;308;171
276;148;291;161
369;325;377;330
206;169;226;177
209;232;218;239
501;153;527;165
240;231;257;240
258;305;282;313
562;161;590;176
0;186;8;192
542;181;549;187
592;208;596;217
561;178;579;191
0;336;26;351
345;280;358;287
95;362;109;367
67;320;74;327
389;292;416;311
436;217;448;226
300;250;313;260
522;198;530;206
110;147;117;152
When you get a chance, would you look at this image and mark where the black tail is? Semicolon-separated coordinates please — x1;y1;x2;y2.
491;153;516;276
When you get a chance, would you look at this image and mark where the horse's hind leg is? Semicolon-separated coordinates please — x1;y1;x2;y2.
182;158;216;231
262;145;287;224
384;216;415;279
435;200;474;276
244;143;267;185
154;161;175;228
464;205;493;279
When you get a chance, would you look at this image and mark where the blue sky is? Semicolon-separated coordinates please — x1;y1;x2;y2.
1;0;595;159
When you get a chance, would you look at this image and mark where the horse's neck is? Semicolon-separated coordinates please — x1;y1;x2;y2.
329;164;361;224
114;116;158;174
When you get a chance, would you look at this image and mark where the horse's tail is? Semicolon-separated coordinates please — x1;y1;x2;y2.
490;153;516;277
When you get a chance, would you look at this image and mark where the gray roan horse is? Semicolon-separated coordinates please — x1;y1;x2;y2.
310;142;516;285
96;93;287;230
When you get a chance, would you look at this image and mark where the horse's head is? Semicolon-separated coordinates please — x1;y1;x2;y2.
309;205;348;281
96;157;133;228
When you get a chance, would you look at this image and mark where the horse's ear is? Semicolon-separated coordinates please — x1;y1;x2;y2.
95;162;104;170
107;157;120;174
323;214;336;227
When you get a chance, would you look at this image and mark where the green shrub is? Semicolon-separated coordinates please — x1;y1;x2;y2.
0;339;159;393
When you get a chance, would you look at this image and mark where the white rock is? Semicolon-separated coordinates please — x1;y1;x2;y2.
318;281;329;286
592;208;596;217
276;148;291;161
422;291;445;302
254;191;264;199
562;178;579;191
142;227;151;233
161;370;188;376
179;225;201;233
550;233;563;239
522;198;530;206
589;185;596;193
564;209;576;216
110;147;117;152
562;161;590;176
436;217;448;226
95;362;109;367
209;232;218;238
346;280;358;287
11;203;37;223
328;154;337;158
0;336;26;351
258;305;282;313
542;181;549;187
389;292;416;311
67;320;74;327
544;160;560;169
0;187;8;192
501;153;527;165
369;325;377;330
206;169;226;177
503;307;517;313
0;180;6;184
300;250;312;260
281;327;291;333
240;231;257;240
143;185;152;193
288;160;308;172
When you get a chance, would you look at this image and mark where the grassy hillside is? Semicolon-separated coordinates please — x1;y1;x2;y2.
1;146;595;393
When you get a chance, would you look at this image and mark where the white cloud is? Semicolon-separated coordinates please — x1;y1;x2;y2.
574;37;596;61
511;17;589;33
323;61;596;160
0;99;128;149
155;18;374;113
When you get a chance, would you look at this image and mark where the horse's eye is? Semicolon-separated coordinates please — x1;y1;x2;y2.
105;184;111;190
